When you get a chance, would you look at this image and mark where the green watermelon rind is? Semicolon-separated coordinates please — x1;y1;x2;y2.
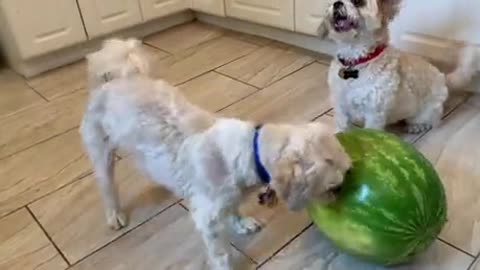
307;128;447;266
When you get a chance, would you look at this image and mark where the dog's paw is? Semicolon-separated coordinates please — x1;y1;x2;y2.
106;209;128;230
406;123;431;134
232;216;262;235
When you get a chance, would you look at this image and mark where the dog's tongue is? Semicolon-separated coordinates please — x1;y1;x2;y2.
337;20;350;29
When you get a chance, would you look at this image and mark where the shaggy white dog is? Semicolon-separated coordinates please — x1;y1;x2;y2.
80;38;351;270
318;0;480;133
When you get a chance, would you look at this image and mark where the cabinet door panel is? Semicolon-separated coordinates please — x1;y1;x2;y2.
192;0;225;17
294;0;330;36
139;0;191;21
77;0;143;38
0;0;86;58
225;0;294;30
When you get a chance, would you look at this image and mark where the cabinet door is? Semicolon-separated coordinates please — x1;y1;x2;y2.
225;0;294;30
139;0;191;22
192;0;225;17
0;0;86;59
294;0;330;36
77;0;143;38
390;0;480;63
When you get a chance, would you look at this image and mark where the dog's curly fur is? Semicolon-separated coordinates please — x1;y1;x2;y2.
318;0;480;133
80;38;351;270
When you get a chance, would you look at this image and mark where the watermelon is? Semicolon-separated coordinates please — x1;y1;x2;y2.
307;128;447;265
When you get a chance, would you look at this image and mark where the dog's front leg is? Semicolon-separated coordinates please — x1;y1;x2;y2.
191;196;234;270
228;209;261;235
335;105;353;133
364;111;387;131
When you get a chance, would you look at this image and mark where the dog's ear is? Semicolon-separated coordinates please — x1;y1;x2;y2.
270;158;309;211
378;0;403;22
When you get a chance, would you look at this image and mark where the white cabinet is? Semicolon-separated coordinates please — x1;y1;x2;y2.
77;0;143;38
0;0;87;59
225;0;294;30
294;0;330;36
139;0;191;21
391;0;480;62
192;0;225;17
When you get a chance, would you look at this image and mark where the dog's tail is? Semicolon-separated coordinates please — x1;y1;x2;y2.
446;45;480;91
86;38;150;88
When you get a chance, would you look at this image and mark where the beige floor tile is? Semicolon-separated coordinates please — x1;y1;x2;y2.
472;257;479;270
70;205;255;270
0;130;91;218
29;158;178;264
414;103;480;255
0;209;67;270
0;90;87;159
220;63;331;123
230;191;311;264
217;43;315;88
260;226;473;270
145;22;225;54
0;69;45;118
179;71;257;112
26;61;87;101
151;36;257;85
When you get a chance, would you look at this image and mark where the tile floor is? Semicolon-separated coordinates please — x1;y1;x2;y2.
0;22;478;270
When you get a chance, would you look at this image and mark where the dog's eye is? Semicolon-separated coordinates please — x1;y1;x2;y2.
351;0;365;7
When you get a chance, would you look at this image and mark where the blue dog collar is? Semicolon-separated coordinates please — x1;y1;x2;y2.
253;125;271;184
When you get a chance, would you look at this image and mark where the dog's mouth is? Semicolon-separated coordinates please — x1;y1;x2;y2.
325;184;343;202
332;16;358;32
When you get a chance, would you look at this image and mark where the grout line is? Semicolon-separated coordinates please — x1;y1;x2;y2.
142;42;172;56
0;125;80;161
173;46;258;87
26;206;71;266
25;83;49;102
145;30;227;56
230;243;258;266
261;60;316;89
179;201;189;211
311;109;334;122
315;58;333;66
468;257;477;270
213;70;260;90
438;237;476;258
256;223;313;269
69;200;182;267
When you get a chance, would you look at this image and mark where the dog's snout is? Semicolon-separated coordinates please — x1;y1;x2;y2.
333;1;344;10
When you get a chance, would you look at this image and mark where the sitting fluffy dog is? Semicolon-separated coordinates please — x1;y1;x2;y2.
80;38;351;270
318;0;480;133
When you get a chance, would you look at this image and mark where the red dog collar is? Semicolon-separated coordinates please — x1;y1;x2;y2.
338;44;387;67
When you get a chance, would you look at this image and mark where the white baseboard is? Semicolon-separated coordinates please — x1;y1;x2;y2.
9;11;195;78
196;13;336;58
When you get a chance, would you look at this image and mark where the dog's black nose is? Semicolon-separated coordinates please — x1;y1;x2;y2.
333;1;344;10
